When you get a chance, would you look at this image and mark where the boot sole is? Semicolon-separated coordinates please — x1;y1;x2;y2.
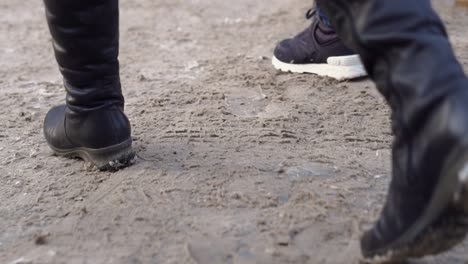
363;147;468;263
272;55;368;81
49;138;136;171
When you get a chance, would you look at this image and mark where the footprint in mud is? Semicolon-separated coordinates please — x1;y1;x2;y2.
224;95;269;118
187;236;256;264
290;222;361;264
286;162;338;182
223;87;288;119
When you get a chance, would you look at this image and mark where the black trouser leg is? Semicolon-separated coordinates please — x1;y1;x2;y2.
318;0;468;261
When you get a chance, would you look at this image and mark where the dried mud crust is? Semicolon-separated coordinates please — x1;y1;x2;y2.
0;1;467;264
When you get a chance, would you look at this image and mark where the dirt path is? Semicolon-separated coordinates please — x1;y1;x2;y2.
1;0;467;263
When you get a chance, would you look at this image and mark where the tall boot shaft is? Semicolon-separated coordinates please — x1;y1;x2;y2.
43;0;133;168
44;0;123;111
318;0;467;130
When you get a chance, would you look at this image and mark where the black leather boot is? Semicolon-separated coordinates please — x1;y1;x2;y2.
43;0;135;170
318;0;468;262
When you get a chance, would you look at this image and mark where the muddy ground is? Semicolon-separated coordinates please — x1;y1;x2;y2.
0;0;467;263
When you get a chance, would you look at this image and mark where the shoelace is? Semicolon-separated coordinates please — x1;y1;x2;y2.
305;8;317;20
306;7;332;27
294;8;320;40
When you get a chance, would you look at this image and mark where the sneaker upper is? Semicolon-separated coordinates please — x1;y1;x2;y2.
273;9;356;64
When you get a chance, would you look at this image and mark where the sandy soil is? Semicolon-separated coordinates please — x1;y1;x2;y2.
0;0;467;263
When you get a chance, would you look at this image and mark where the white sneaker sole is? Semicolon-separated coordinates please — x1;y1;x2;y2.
272;54;368;81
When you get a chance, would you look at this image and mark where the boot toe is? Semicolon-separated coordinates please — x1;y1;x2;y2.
274;39;303;64
43;105;75;150
360;228;384;259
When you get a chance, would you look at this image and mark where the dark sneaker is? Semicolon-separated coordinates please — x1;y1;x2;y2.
272;9;367;80
43;105;136;171
361;87;468;263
